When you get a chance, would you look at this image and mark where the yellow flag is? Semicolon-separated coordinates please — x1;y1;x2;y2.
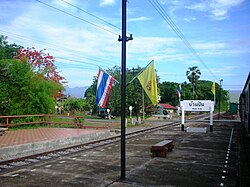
137;61;158;105
211;82;216;95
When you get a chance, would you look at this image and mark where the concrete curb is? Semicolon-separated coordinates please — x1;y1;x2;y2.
0;130;115;162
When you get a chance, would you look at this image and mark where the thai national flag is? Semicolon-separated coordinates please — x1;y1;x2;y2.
96;69;114;108
176;84;181;98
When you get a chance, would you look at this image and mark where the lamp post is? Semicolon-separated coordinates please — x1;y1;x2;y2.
218;79;223;120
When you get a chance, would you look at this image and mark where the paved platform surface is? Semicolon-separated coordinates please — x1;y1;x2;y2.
0;128;115;162
0;120;249;187
0;128;104;148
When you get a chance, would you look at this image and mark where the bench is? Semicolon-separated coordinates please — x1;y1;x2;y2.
0;128;8;136
151;140;174;158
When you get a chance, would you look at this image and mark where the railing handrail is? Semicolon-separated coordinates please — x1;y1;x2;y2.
0;114;85;119
0;114;45;118
0;114;85;128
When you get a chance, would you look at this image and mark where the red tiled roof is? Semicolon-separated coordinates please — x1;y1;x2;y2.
159;103;177;110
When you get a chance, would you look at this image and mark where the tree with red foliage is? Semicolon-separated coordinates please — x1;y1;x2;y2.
16;47;65;84
16;47;66;99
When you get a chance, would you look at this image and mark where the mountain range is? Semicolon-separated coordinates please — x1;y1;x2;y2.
64;86;89;98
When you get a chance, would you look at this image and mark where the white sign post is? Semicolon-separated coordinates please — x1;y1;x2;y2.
129;106;133;119
107;108;110;119
180;100;214;132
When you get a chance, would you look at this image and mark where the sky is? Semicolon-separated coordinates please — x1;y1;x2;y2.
0;0;249;91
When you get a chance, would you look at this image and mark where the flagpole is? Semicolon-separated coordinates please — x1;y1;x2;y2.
142;86;145;121
99;66;120;85
126;60;154;87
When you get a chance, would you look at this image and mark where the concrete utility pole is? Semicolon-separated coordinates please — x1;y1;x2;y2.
118;0;133;180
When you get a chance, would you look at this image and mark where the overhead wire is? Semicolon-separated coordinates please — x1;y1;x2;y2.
59;0;128;34
4;0;127;69
148;0;218;81
56;57;110;69
36;0;119;36
0;29;117;68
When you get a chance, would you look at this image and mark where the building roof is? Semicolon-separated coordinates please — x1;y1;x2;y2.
159;103;177;110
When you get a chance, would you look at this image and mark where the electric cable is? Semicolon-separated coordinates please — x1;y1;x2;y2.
36;0;119;36
0;29;118;68
148;0;219;81
59;0;127;33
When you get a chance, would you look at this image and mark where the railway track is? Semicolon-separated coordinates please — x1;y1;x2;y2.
0;121;180;173
0;115;239;187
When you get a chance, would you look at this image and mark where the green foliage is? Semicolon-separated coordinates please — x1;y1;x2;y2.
84;65;230;115
84;83;99;112
0;35;22;60
159;81;179;106
62;97;90;114
159;80;228;110
0;36;64;116
84;66;152;116
0;59;60;115
186;66;201;99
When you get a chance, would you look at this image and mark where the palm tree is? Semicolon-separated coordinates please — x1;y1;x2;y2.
186;66;201;99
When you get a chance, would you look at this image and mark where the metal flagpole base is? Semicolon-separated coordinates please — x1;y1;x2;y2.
210;125;213;132
181;124;184;131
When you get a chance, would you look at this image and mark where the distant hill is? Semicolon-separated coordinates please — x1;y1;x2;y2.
229;90;241;103
64;86;89;98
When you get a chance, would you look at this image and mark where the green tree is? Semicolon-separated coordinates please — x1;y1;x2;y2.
178;82;192;100
85;66;230;116
63;98;90;114
0;35;22;60
84;66;154;116
186;66;201;99
158;81;179;106
0;59;61;115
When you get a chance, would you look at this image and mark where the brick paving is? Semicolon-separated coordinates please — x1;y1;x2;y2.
0;128;102;148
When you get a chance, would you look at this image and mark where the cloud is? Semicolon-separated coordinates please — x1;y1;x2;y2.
2;0;248;89
161;0;245;20
192;42;225;50
59;67;97;87
185;2;208;12
185;0;245;20
128;37;178;53
184;17;196;22
100;0;116;6
52;0;77;8
1;1;121;87
128;16;151;23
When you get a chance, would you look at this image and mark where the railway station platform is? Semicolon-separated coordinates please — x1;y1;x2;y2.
0;120;249;186
0;128;115;162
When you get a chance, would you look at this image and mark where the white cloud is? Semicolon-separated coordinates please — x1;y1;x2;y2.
184;17;196;22
60;67;97;87
185;0;245;20
128;17;151;23
100;0;116;6
192;42;225;50
52;0;77;8
185;2;208;12
1;0;248;89
128;37;178;53
1;2;121;87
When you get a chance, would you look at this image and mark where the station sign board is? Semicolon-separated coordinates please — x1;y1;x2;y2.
180;100;214;112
